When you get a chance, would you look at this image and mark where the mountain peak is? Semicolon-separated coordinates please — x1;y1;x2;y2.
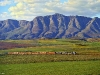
53;13;64;16
93;17;99;20
54;13;62;15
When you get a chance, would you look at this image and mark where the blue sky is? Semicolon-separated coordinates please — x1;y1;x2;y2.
0;0;100;21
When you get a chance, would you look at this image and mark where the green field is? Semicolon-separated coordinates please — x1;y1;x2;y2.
0;39;100;75
0;61;100;75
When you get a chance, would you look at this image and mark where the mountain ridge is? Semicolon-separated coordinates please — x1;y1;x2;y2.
0;13;100;40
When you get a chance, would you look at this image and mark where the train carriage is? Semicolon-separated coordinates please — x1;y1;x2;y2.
31;52;39;55
39;52;47;55
46;52;55;55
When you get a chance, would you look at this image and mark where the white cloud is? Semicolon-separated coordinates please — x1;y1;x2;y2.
0;12;12;20
7;0;100;20
0;0;12;6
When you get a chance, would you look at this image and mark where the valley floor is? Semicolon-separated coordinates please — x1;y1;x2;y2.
0;39;100;75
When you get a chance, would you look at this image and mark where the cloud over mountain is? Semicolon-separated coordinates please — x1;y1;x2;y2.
0;0;100;20
9;0;100;20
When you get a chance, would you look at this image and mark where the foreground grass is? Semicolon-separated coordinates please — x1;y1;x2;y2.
0;61;100;75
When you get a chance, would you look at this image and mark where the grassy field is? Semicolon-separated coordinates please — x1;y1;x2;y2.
0;55;100;64
0;39;100;63
0;61;100;75
0;39;100;54
0;39;100;75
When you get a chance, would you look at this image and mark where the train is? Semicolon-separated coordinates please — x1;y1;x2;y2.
7;51;76;55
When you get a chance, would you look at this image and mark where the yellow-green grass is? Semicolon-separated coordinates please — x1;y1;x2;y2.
0;39;100;61
0;55;100;64
0;61;100;75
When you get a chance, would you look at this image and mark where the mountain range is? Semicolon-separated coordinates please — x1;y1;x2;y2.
0;13;100;40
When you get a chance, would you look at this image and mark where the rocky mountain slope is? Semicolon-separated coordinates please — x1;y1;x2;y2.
0;13;100;39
